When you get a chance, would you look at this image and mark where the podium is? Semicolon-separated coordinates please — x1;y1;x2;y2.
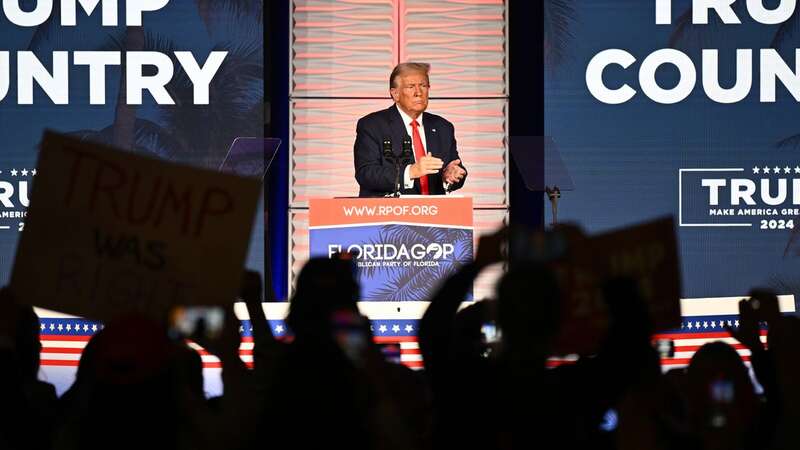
309;196;474;301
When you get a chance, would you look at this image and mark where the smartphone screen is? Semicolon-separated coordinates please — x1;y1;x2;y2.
169;306;225;340
331;310;368;365
481;322;501;345
377;343;402;364
711;379;734;404
480;321;502;358
599;408;618;432
654;338;675;358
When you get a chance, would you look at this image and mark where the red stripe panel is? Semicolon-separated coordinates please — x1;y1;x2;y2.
653;331;766;340
40;335;91;342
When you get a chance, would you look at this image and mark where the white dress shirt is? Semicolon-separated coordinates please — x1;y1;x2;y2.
395;105;428;189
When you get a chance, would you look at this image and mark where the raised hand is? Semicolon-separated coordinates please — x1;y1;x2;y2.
443;159;466;184
409;152;443;178
726;298;763;352
749;288;781;325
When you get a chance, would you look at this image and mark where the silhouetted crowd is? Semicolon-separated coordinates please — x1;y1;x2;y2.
2;228;800;450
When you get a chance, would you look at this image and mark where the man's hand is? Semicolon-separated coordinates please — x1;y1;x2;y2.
727;298;764;352
443;159;466;185
749;289;781;325
409;152;443;178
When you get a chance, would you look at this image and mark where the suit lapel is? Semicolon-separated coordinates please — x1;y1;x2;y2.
386;105;408;157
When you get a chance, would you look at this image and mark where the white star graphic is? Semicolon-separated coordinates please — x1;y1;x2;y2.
753;167;760;174
702;321;708;329
83;324;89;332
66;323;71;331
774;166;781;173
10;169;17;176
31;169;37;176
735;320;740;327
785;167;792;174
710;321;716;328
49;323;54;331
392;324;400;333
404;324;414;333
687;322;693;329
378;324;387;333
719;320;725;328
20;169;27;176
91;324;98;332
40;323;45;331
695;321;701;328
274;325;284;334
57;324;63;331
795;166;800;174
764;167;771;174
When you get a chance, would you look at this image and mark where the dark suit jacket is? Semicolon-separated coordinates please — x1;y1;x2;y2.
354;105;467;197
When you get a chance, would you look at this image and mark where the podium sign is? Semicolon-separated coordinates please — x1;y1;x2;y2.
309;197;473;301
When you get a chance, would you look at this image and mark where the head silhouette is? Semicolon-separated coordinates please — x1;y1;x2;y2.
686;341;757;434
287;257;359;339
14;304;41;380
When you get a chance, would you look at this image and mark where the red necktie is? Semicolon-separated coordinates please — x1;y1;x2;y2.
410;119;429;195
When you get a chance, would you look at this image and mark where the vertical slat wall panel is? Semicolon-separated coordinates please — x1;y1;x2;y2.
291;0;398;97
402;0;506;98
291;99;390;203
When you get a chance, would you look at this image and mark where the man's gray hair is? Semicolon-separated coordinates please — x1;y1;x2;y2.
389;62;431;89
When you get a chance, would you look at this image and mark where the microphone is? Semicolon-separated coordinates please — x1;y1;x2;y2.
381;137;401;197
401;135;413;164
382;137;394;160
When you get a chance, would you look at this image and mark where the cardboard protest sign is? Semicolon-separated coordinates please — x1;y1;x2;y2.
552;217;682;355
10;132;261;320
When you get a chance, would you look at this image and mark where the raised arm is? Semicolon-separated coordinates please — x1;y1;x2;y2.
419;228;504;384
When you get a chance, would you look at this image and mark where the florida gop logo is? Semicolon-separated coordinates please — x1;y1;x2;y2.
679;166;800;230
327;242;456;268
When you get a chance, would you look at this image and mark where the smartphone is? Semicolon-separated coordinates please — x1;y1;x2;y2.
599;408;619;432
709;379;734;428
710;379;734;404
377;343;402;364
169;306;225;340
480;321;502;358
654;338;675;359
481;321;501;345
331;309;368;366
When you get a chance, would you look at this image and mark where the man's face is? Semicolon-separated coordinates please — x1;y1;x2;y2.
390;71;429;118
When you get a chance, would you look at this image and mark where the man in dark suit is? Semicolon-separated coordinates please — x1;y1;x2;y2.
354;62;467;197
